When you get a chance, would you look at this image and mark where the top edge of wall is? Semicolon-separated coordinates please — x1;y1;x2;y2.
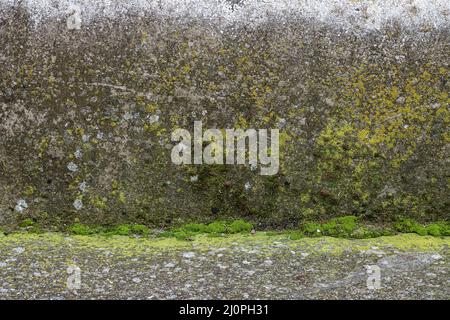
0;0;449;32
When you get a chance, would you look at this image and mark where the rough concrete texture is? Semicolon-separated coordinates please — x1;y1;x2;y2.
0;1;449;228
0;233;448;299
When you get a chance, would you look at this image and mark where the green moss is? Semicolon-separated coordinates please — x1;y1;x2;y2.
394;219;449;237
182;223;208;233
111;224;132;236
299;216;447;239
23;186;35;196
302;222;322;236
158;230;195;241
413;225;428;236
350;225;396;239
157;220;254;240
19;219;34;228
129;224;151;236
118;192;127;204
69;223;97;235
426;224;442;237
322;215;358;236
282;231;303;240
35;218;450;241
301;216;358;237
205;221;227;234
428;222;449;236
228;219;253;233
90;196;108;210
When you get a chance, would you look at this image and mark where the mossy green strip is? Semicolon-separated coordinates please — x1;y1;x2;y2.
0;232;448;256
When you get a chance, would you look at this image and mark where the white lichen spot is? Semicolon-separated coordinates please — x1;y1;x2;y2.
148;114;160;124
324;98;335;107
123;112;133;121
12;247;25;255
15;200;28;212
431;103;441;109
182;252;196;259
73;199;83;210
190;175;198;182
264;259;273;266
96;132;104;140
79;182;87;192
74;149;82;159
66;4;82;30
132;277;141;283
82;134;90;143
67;162;78;172
244;182;252;191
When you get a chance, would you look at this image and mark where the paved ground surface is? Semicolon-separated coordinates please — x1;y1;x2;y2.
0;233;448;299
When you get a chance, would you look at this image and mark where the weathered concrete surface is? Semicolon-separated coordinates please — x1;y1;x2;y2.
0;1;449;228
0;233;448;299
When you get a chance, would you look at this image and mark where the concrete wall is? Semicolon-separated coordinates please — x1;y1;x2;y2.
0;1;449;228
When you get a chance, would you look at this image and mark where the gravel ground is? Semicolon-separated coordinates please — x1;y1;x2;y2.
0;233;448;300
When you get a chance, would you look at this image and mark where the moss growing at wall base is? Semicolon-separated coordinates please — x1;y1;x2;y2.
7;217;448;242
68;223;151;237
394;219;450;237
158;219;254;240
